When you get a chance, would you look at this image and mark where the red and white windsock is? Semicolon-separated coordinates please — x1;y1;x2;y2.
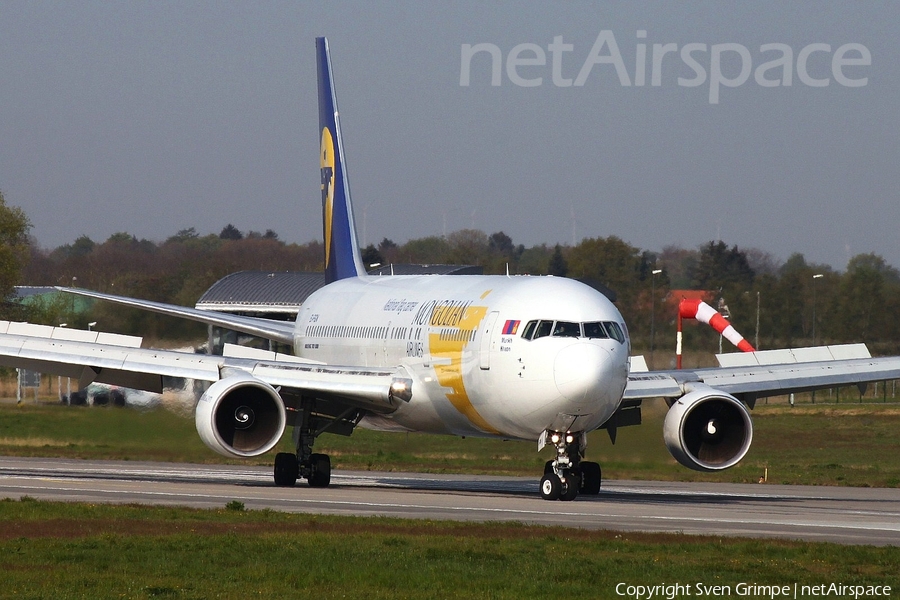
677;298;755;368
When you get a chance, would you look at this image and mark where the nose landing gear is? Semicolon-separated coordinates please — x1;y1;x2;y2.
539;430;602;501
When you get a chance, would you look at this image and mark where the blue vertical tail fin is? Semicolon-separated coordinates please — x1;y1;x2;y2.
316;37;367;283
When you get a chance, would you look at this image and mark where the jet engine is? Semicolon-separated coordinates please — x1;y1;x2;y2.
663;386;752;472
195;372;286;458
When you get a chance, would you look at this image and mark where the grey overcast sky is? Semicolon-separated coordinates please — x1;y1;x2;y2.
0;1;896;270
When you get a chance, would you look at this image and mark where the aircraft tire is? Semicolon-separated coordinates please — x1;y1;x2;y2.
308;453;331;488
540;473;562;501
274;452;299;487
580;461;601;495
561;474;580;501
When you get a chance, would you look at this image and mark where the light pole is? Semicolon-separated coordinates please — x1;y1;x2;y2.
59;324;69;404
650;269;662;367
812;273;823;345
755;291;760;350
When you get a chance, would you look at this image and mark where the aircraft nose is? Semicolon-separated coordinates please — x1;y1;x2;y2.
553;342;613;403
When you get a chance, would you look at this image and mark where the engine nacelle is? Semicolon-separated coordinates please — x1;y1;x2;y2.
195;372;286;458
663;386;753;472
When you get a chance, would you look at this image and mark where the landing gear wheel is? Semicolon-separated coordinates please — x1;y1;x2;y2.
561;474;580;501
580;461;601;495
540;473;562;501
544;460;554;475
307;453;331;488
273;452;298;487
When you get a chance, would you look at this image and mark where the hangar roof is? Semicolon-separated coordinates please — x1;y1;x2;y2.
195;271;324;315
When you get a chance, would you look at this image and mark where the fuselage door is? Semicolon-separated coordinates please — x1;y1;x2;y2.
479;311;500;370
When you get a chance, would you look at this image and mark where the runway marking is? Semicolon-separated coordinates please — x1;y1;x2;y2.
5;480;900;536
4;460;899;545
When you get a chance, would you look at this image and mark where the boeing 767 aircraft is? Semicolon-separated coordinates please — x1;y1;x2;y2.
1;37;899;501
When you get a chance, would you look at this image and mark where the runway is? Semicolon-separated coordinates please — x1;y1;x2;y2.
1;457;898;546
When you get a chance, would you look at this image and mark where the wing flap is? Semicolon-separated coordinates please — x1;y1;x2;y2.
627;355;900;401
0;325;407;413
0;332;221;392
715;344;870;367
627;343;900;401
698;355;900;396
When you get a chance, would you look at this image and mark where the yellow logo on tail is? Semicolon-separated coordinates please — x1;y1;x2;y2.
320;127;335;268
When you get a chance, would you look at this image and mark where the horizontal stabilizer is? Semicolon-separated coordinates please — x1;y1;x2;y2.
57;287;297;346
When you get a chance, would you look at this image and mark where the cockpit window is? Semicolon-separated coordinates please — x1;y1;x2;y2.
605;321;625;343
521;318;627;345
552;321;580;338
582;321;609;339
533;320;553;339
521;320;537;340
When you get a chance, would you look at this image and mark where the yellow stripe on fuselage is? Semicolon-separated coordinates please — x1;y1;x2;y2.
428;304;500;435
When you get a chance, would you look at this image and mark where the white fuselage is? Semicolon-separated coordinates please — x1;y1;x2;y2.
293;275;630;442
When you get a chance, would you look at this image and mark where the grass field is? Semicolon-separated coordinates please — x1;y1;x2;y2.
0;498;898;599
2;394;899;596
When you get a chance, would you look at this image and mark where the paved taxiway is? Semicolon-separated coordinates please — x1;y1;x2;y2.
1;457;898;546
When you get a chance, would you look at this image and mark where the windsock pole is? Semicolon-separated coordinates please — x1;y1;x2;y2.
677;298;755;369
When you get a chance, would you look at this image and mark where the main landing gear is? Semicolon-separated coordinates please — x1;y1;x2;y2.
273;450;331;488
539;430;601;501
273;398;359;489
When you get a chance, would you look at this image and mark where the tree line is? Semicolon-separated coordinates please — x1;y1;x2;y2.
2;191;899;357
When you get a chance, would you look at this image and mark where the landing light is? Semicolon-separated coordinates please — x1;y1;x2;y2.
390;378;413;402
550;433;561;444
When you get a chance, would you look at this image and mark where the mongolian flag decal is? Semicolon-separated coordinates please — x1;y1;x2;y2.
502;320;520;335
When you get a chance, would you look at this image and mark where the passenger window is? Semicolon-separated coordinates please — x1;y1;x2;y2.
534;320;553;339
582;321;609;339
521;320;537;340
605;321;625;344
552;321;581;338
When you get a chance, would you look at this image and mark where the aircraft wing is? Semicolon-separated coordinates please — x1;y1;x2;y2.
0;321;409;414
625;344;900;406
56;287;298;347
